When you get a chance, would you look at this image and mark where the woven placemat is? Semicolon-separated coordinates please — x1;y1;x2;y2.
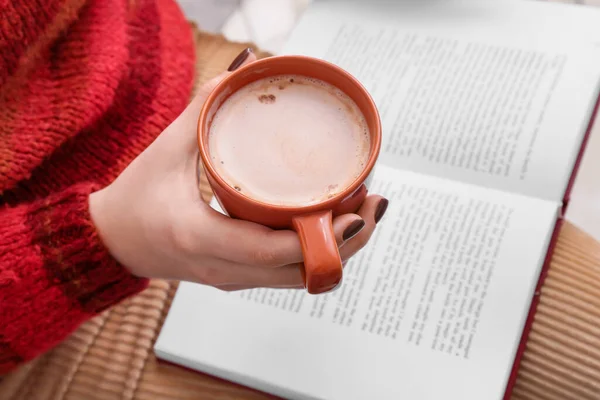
1;27;599;400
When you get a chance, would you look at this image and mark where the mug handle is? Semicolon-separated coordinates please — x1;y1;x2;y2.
292;210;342;294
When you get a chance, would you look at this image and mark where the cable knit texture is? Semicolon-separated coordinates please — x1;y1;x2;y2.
0;0;195;373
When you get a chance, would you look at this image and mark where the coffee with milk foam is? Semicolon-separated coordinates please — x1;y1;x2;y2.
208;74;370;206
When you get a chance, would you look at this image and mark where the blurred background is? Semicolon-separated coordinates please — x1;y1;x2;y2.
178;0;312;54
178;0;600;54
179;0;600;242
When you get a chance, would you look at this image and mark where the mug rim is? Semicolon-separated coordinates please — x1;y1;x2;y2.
197;55;382;212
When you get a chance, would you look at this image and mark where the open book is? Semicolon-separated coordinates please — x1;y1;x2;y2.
155;1;600;399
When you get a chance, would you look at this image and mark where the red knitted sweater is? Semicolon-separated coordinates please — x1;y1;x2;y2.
0;0;194;373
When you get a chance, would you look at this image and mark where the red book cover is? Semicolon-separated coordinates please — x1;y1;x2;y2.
502;92;600;400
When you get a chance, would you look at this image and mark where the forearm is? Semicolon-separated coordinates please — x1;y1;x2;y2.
0;183;148;373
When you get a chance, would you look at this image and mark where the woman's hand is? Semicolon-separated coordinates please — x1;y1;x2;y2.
89;49;388;292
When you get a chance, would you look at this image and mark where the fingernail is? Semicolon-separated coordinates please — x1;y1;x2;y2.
374;198;389;224
228;48;253;71
343;219;365;241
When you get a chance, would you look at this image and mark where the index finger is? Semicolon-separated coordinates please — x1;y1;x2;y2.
208;210;305;268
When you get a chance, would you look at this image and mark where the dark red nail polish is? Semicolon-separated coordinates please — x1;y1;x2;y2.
228;48;253;71
343;219;365;241
374;198;389;224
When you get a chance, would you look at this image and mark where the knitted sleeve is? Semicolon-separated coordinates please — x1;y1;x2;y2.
0;183;149;374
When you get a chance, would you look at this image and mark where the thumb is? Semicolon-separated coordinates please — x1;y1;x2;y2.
194;48;257;105
168;48;257;149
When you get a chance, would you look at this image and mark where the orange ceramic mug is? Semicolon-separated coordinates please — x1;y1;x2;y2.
197;55;381;295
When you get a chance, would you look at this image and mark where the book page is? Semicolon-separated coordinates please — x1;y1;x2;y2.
282;0;600;202
155;166;559;400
